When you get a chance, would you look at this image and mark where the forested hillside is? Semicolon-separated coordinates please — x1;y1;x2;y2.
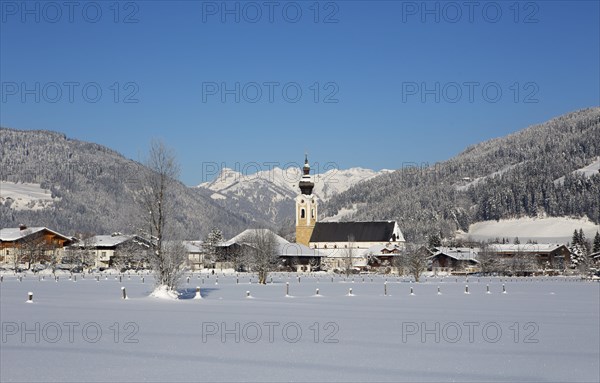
0;129;249;238
323;108;600;242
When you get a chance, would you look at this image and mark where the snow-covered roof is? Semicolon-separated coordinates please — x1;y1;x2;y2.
222;229;324;258
278;242;322;258
222;229;289;247
0;227;70;242
183;240;203;253
433;247;480;262
160;240;203;253
488;244;567;254
362;243;404;255
89;234;137;248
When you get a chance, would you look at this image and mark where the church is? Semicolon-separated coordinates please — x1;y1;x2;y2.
295;156;405;271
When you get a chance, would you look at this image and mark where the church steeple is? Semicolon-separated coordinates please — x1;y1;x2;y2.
299;154;315;195
295;154;318;246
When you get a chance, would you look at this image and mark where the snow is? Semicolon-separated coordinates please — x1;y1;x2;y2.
322;205;360;222
210;192;227;200
554;157;600;185
149;285;180;300
0;181;59;210
87;234;136;247
1;272;598;382
0;227;46;241
455;164;520;191
460;216;600;243
575;157;600;177
222;229;321;257
198;167;388;202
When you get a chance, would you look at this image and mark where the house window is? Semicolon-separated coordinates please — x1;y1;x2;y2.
5;250;9;255
311;209;314;218
301;209;305;218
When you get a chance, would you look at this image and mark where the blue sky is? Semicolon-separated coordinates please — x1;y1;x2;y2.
1;0;599;185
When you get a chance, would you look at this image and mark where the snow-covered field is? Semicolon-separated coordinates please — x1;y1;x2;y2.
1;272;598;382
0;181;58;211
460;216;600;243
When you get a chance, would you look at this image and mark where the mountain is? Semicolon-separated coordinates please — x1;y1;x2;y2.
323;107;600;242
196;166;390;227
0;128;249;238
3;107;598;243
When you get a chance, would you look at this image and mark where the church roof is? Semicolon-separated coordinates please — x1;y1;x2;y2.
310;221;399;243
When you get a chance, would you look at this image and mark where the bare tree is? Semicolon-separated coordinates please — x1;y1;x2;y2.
159;241;187;288
112;238;149;271
478;244;500;275
65;233;96;270
240;229;279;284
41;243;60;275
137;140;184;291
510;247;537;276
400;244;427;282
343;235;355;277
392;254;406;276
10;245;23;271
17;229;51;270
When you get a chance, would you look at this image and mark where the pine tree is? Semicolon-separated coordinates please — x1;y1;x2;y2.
593;232;600;253
428;232;442;249
572;229;580;247
569;227;590;273
203;228;224;268
513;237;520;245
579;229;590;253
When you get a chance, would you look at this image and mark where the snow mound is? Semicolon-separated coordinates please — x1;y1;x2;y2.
149;285;180;300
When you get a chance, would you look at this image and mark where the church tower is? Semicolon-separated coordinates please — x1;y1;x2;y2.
295;155;318;246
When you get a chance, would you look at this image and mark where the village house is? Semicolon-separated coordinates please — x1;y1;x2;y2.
183;241;205;270
487;243;571;271
360;242;404;273
0;225;72;268
430;247;480;274
72;233;150;269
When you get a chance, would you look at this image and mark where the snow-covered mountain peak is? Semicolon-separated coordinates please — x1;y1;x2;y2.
195;165;390;225
198;166;387;202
